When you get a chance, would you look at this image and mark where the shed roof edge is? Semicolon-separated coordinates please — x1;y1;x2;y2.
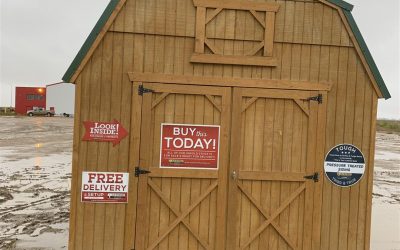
62;0;120;83
342;9;391;99
326;0;354;11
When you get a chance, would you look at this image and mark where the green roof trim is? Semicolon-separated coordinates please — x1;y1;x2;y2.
343;10;391;99
62;0;120;82
326;0;354;11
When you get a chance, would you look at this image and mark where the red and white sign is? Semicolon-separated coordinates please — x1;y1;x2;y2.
83;119;128;146
160;123;220;169
81;172;129;203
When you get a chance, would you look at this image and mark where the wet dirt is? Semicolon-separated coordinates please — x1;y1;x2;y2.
0;117;398;249
0;117;72;250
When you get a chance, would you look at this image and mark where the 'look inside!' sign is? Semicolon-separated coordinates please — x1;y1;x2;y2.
81;172;129;203
82;119;128;146
160;124;220;169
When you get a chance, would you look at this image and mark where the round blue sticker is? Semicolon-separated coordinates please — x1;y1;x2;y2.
324;144;365;187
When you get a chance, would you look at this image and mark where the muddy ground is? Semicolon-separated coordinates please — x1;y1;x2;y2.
0;117;398;249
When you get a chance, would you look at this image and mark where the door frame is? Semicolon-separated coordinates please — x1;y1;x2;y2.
129;73;330;250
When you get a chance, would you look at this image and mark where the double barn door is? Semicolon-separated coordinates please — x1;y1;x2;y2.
134;83;324;250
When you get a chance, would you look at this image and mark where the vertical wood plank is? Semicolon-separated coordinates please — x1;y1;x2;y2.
144;0;156;33
264;12;276;57
312;3;324;44
321;6;333;45
124;82;142;250
134;0;145;33
331;11;342;46
165;0;177;35
250;99;265;250
226;88;243;250
364;93;378;250
215;90;230;250
187;95;205;250
261;99;275;249
269;98;284;250
74;60;92;250
124;0;135;32
195;7;206;53
92;32;113;250
176;0;187;37
346;60;365;250
279;100;294;250
274;1;285;42
302;3;314;44
302;96;318;250
82;39;103;250
356;84;373;250
159;94;175;250
329;46;349;250
115;32;134;250
293;2;305;44
135;90;153;249
320;45;339;250
337;48;357;250
155;0;166;34
241;98;255;249
104;31;124;250
198;95;213;247
283;1;295;43
68;73;82;250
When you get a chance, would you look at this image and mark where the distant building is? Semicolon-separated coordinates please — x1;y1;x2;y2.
46;82;75;117
15;87;46;115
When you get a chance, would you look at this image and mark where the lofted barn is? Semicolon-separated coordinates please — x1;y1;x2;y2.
63;0;390;249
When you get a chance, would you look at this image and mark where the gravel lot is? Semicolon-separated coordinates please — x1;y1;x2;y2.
0;117;398;249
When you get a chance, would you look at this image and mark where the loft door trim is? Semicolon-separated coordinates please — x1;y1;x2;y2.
191;0;280;66
128;72;333;91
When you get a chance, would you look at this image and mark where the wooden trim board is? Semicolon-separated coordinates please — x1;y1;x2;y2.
190;53;278;67
128;72;333;91
193;0;280;12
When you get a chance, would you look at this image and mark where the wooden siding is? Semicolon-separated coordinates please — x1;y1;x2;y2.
68;0;379;249
110;0;352;47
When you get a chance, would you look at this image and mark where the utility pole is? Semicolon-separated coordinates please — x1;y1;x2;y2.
10;84;12;108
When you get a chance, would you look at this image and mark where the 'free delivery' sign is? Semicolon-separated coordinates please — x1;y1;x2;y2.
81;172;129;203
160;124;220;169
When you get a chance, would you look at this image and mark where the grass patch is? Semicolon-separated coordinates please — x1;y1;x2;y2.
377;120;400;134
0;112;16;116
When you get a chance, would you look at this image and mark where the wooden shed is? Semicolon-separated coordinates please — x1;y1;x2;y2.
63;0;391;249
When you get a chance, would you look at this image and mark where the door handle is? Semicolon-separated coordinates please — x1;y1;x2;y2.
231;170;237;180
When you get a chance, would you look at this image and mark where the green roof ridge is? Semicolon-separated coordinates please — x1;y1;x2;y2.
62;0;120;82
326;0;354;11
343;10;391;99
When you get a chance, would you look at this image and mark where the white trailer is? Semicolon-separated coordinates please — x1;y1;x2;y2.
46;82;75;117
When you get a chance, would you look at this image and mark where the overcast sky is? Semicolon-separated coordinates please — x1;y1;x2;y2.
0;0;399;119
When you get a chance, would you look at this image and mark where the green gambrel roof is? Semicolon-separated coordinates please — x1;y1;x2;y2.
63;0;391;99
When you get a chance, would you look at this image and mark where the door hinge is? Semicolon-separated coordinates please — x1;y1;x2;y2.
138;85;154;96
135;167;151;177
305;94;323;104
304;172;319;182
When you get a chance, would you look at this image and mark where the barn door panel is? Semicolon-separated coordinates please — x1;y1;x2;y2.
135;83;231;250
227;88;323;250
